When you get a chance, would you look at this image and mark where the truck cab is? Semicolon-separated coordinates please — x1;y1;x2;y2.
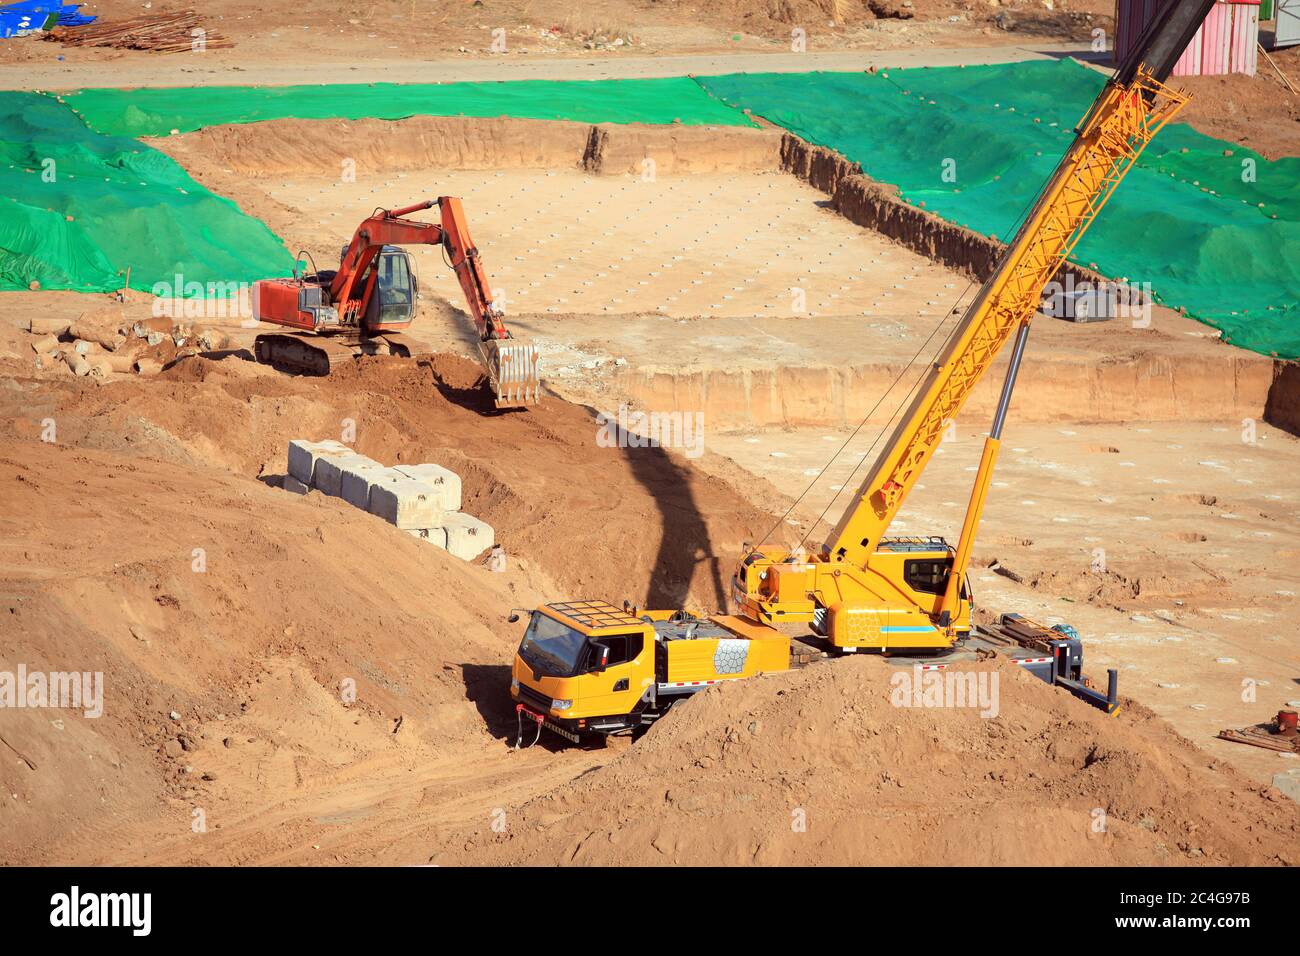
511;602;656;742
510;601;789;743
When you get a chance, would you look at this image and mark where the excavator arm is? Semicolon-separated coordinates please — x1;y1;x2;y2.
735;0;1215;648
331;198;512;342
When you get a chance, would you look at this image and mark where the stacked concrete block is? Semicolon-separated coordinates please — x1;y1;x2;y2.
442;512;495;561
314;452;378;498
369;475;445;530
287;439;351;486
392;463;462;512
286;439;494;562
339;459;392;510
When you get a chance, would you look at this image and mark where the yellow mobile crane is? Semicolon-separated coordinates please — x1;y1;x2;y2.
508;0;1216;744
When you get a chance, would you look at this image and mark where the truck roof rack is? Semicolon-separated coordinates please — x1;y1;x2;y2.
546;600;642;630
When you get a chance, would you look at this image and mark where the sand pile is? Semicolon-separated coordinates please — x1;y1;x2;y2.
0;434;561;863
444;656;1300;866
0;348;777;863
1;352;772;611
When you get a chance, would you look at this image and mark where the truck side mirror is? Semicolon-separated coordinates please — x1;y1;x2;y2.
508;613;521;624
591;644;610;673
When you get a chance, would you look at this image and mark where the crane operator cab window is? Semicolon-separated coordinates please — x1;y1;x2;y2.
902;557;971;600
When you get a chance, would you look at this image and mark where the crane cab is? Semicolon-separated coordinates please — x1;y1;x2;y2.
732;537;972;654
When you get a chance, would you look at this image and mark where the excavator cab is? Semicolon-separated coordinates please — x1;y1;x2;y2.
339;244;418;333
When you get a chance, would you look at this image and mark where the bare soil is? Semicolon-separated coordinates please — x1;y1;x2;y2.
0;0;1111;73
1;18;1298;867
443;656;1300;866
0;348;779;864
1176;44;1300;160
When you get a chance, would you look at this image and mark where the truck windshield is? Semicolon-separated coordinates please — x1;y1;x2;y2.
518;613;589;678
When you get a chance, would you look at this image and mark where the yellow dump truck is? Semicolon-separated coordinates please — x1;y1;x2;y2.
509;601;791;744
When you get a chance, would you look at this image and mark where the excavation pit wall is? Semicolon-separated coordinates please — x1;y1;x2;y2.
611;350;1275;430
151;115;1278;430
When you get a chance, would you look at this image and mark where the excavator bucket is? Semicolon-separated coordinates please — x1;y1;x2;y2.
481;338;541;408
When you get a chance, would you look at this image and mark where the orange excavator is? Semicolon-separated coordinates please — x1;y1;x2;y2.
251;197;540;408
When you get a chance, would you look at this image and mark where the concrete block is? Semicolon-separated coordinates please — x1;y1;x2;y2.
282;475;309;495
287;439;351;485
393;463;462;512
1274;769;1300;804
443;512;494;561
407;527;449;550
339;461;391;511
369;477;444;529
314;453;378;498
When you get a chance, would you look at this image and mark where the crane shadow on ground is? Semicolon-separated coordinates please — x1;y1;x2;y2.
608;420;730;612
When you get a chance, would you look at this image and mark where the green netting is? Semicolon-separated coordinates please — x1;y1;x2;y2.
699;60;1300;359
0;91;297;295
62;77;756;139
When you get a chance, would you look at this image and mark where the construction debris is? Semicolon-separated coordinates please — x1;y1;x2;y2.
1217;710;1300;754
45;10;232;54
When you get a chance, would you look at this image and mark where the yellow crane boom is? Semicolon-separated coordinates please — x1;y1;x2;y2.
733;0;1216;652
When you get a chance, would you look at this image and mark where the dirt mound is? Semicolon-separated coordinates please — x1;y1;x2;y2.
0;344;778;863
716;0;879;30
0;436;557;863
1176;44;1300;161
443;656;1300;865
1;351;771;611
693;0;1109;35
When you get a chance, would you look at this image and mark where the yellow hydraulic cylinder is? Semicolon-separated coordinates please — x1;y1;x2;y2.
939;435;1001;627
938;320;1030;628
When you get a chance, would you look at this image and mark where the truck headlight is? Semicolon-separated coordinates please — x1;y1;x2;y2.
510;677;519;695
551;699;573;712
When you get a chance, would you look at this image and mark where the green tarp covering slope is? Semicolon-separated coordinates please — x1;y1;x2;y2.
0;91;297;295
62;77;756;139
699;60;1300;359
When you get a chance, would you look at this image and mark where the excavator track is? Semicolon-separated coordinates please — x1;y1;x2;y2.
253;333;361;376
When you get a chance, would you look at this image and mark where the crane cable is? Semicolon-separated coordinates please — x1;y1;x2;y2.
747;289;968;555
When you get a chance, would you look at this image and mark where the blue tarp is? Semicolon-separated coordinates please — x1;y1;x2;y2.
0;1;94;38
